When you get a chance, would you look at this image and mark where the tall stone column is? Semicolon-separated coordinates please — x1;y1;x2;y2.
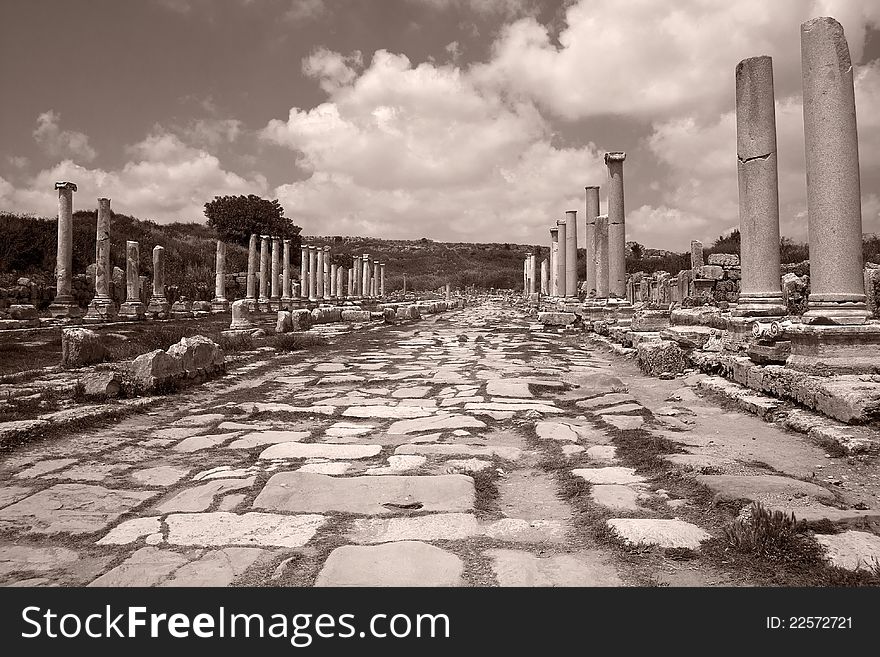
800;17;870;323
595;215;609;298
585;186;600;296
540;259;549;295
281;239;292;306
119;241;145;319
549;227;559;296
258;235;270;307
246;234;257;303
211;240;229;312
48;181;80;317
323;247;331;299
330;263;338;298
347;267;354;298
354;256;362;297
308;245;318;301
522;258;528;296
85;197;117;320
147;245;170;318
556;218;567;298
373;260;380;297
733;55;787;318
362;254;370;297
564;210;578;298
269;236;281;308
380;263;386;297
445;282;451;301
337;266;345;299
314;244;324;300
299;244;308;299
605;152;627;299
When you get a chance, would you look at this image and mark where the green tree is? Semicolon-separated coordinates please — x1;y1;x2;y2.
204;195;301;248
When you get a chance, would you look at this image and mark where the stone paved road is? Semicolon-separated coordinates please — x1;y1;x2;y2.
0;300;873;586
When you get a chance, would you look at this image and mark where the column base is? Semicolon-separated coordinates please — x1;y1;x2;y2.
786;322;880;374
803;298;871;325
731;293;786;318
118;301;146;321
211;299;229;313
48;296;83;319
147;298;170;319
84;297;118;322
269;297;282;311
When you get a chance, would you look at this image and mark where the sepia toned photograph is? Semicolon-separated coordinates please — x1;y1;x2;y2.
0;0;878;648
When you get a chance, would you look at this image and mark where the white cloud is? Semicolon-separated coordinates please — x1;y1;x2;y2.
32;110;97;163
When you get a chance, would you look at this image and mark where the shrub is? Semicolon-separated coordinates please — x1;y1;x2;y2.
723;502;810;559
272;332;328;352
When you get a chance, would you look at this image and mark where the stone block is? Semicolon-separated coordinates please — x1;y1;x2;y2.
276;311;292;334
538;312;577;326
707;253;740;267
636;340;685;376
341;309;372;322
9;304;38;320
699;265;724;280
80;371;121;397
62;328;107;368
129;349;184;389
166;335;224;375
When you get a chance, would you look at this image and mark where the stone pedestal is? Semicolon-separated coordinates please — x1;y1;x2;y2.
85;197;118;322
118;241;145;320
786;323;880;374
801;17;870;324
605;153;626;299
48;181;83;318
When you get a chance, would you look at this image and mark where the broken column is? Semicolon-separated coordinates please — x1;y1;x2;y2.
380;263;386;297
299;243;308;299
270;236;281;309
556;218;567;298
147;245;170;318
211;240;229;313
48;181;81;317
308;245;318;301
85;197;117;321
564;209;577;298
800;17;870;324
246;234;257;306
549;227;559;296
595;215;609;298
733;56;786;318
605;152;626;298
690;240;704;271
118;241;145;320
585;186;599;297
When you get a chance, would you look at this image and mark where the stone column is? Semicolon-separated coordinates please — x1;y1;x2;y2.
540;258;549;295
337;266;345;299
733;55;786;318
595;215;609;298
556;218;567;298
315;245;325;300
299;244;308;299
690;240;704;271
308;245;318;301
48;182;80;317
549;227;559;296
362;254;370;297
380;263;386;297
270;236;281;308
282;239;292;306
330;263;338;298
147;245;169;317
354;256;362;297
605;152;626;299
347;267;354;298
445;282;451;301
258;235;270;307
585;186;600;296
800;17;870;323
373;260;380;297
119;241;145;319
246;234;257;303
85;197;117;320
564;210;578;298
211;240;228;312
402;272;407;295
522;257;528;296
323;247;331;299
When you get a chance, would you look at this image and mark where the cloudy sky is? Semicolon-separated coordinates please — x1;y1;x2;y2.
1;0;880;250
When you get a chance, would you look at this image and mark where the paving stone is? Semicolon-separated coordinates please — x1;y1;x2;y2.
14;459;77;479
662;454;736;470
464;402;563;414
174;432;241;452
253;472;474;515
590;485;642;511
815;531;880;571
535;421;579;442
161;547;266;586
227;430;311;449
0;484;157;534
153;427;207;440
572;467;646;485
0;545;80;576
217;421;271;432
600;414;644;430
259;443;382;460
0;486;33;509
155;478;256;514
387;414;487;435
98;517;163;545
576;393;637;409
483;518;568;543
298;462;352;475
342;405;435;419
45;463;128;481
395;443;522;460
165;511;326;548
318;374;366;385
486;380;532;397
315;541;464;586
441;458;493;473
193;466;257;481
594;403;644;415
487;549;622;586
132;466;190;487
607;518;711;549
391;386;432;398
586;445;617;461
315;363;347;372
562;444;586;457
218;494;247;511
366;455;427;475
88;547;189;587
349;513;479;543
172;413;226;427
325;423;374;438
695;475;835;503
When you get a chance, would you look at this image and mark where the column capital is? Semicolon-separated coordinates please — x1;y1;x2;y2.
549;227;558;235
283;238;291;245
556;218;566;226
324;245;331;251
55;181;77;191
584;185;599;190
604;152;626;164
566;209;577;216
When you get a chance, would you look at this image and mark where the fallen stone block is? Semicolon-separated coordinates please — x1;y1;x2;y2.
62;328;107;368
79;370;121;397
637;340;685;376
166;335;224;376
538;312;577;326
341;309;371;322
